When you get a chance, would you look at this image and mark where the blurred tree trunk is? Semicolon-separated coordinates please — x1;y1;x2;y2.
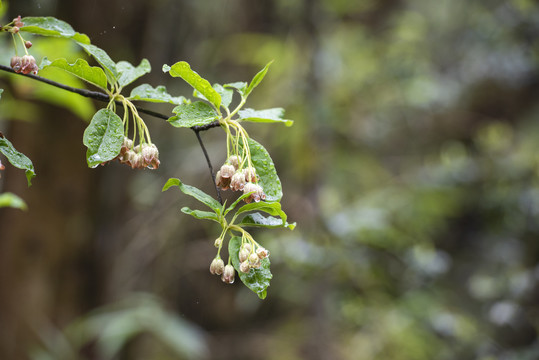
0;106;100;359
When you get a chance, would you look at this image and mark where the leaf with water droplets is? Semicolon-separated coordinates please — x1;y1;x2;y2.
229;236;272;299
164;61;221;112
238;108;293;127
83;109;124;168
239;138;282;202
168;102;219;128
128;84;186;105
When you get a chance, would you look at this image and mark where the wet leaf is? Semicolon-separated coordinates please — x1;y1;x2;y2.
239;138;282;202
40;57;108;90
0;135;36;186
83;109;124;168
229;236;272;299
128;84;186;105
20;16;91;44
240;212;296;230
238;108;293;126
162;178;222;213
164;61;221;112
116;59;151;87
168;102;219;128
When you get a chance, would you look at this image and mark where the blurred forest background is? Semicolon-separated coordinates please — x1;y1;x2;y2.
1;0;539;359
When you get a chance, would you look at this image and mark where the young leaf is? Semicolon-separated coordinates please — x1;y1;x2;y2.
20;16;91;44
244;61;273;98
116;59;151;87
181;207;220;222
162;178;222;213
0;192;27;210
238;108;293;127
0;135;36;186
40;57;108;91
240;212;296;230
224;82;247;97
229;236;272;299
236;201;287;223
164;61;221;112
239;138;282;202
83;109;124;168
77;43;118;84
193;84;233;110
128;84;186;105
168;102;219;128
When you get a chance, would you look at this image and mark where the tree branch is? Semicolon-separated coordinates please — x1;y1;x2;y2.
0;64;223;200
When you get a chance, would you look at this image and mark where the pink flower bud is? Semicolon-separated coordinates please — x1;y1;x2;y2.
257;247;269;259
242;242;252;252
10;56;22;73
239;248;249;263
210;258;225;275
220;164;235;179
25;41;32;49
13;16;24;28
248;253;259;266
215;170;231;190
230;171;246;191
243;182;265;203
221;264;235;284
243;166;257;183
228;155;240;170
240;260;250;273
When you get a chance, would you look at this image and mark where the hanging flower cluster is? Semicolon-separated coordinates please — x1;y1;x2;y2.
115;137;160;169
2;16;39;75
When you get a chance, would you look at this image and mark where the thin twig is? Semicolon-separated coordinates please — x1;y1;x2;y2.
0;64;222;197
193;129;222;204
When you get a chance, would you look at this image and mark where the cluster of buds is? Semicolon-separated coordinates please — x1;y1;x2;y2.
10;55;38;75
210;257;235;284
116;137;160;169
238;242;269;274
13;15;24;29
215;155;266;203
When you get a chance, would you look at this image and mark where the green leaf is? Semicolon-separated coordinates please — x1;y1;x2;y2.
77;43;118;84
162;178;222;213
83;109;124;168
240;212;296;230
239;138;282;202
181;207;219;222
40;57;108;91
229;236;272;299
116;59;151;87
0;193;26;210
0;135;36;186
224;82;248;96
0;192;27;210
244;61;273;98
236;201;287;223
195;84;233;109
128;84;186;105
164;61;221;112
238;108;293;127
168;102;219;128
20;16;91;44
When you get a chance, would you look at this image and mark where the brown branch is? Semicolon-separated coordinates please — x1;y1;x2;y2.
0;64;223;201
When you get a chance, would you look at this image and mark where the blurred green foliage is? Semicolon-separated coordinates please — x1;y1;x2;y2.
2;0;539;359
